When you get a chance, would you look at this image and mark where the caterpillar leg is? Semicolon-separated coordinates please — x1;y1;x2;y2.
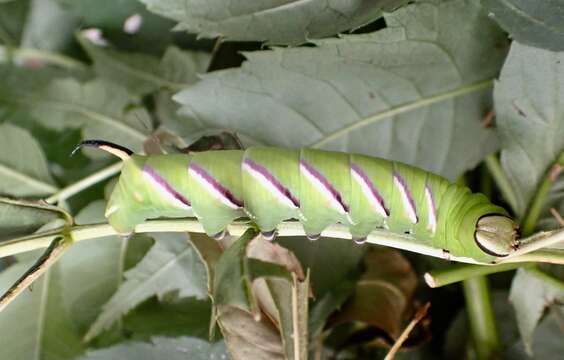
212;229;229;241
260;229;277;241
352;236;367;245
442;249;451;261
306;234;321;241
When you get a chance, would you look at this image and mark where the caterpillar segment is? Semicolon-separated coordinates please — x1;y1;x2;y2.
74;140;519;263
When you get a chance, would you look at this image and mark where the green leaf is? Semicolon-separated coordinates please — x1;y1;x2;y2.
0;199;156;359
58;0;177;54
0;0;29;46
279;237;365;298
483;0;564;51
76;336;228;360
174;0;508;180
61;201;139;331
21;0;78;52
0;197;69;241
78;34;209;95
158;46;210;84
495;42;564;216
85;232;208;342
0;68;151;154
139;0;409;45
506;308;564;359
0;123;58;197
509;268;564;355
123;297;212;341
213;229;292;315
0;253;85;360
309;279;356;340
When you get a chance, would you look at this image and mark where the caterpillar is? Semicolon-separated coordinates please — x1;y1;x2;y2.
76;140;519;263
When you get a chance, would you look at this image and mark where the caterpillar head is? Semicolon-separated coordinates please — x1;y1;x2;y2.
474;215;519;257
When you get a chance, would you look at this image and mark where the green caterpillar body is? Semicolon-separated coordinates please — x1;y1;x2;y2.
89;142;518;263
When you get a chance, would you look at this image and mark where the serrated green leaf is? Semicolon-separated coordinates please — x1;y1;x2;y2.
0;197;69;241
76;336;228;360
85;232;208;342
0;253;85;360
140;0;409;45
509;268;564;355
483;0;564;51
174;0;508;181
0;123;58;197
78;33;210;95
496;42;564;216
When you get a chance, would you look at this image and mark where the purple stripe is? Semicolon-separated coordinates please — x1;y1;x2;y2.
143;165;191;206
351;163;389;216
189;163;244;208
394;172;418;222
243;158;300;208
300;160;349;213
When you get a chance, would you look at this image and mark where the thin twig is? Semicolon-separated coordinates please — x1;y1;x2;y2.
521;152;564;236
384;302;430;360
0;236;72;312
481;110;495;128
0;45;87;70
484;154;519;214
45;162;122;204
550;208;564;226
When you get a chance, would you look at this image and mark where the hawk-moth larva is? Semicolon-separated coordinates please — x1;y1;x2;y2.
76;140;519;263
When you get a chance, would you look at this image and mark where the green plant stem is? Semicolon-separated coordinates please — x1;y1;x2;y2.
484;154;518;214
462;276;501;360
0;45;87;71
45;162;122;204
521;153;564;236
3;219;564;266
309;79;493;148
425;263;523;288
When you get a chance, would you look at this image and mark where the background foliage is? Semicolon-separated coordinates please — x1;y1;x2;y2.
0;0;563;359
